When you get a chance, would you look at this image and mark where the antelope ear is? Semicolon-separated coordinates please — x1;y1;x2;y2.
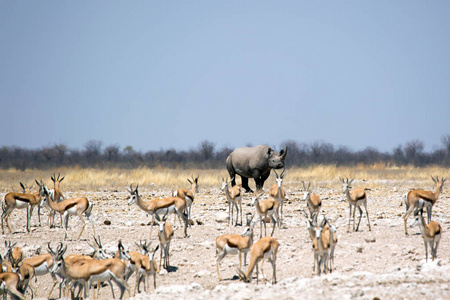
60;177;65;182
187;179;192;184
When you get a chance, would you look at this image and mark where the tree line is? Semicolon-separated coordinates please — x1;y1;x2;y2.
1;136;449;170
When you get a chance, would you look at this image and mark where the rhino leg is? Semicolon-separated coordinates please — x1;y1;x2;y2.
241;177;253;193
226;164;237;186
256;171;271;192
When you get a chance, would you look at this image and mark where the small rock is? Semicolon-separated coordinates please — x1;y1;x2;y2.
194;270;211;278
364;237;376;243
215;212;229;223
103;220;111;225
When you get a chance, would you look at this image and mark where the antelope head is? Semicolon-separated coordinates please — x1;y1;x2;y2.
127;184;139;206
302;181;312;200
51;172;65;189
339;177;355;193
188;175;199;193
272;168;286;189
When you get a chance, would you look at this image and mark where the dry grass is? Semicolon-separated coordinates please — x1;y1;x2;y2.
0;165;448;192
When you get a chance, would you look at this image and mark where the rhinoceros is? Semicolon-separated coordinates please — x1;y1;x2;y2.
226;145;287;193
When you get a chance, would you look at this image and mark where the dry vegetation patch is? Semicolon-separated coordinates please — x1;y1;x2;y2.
0;166;449;299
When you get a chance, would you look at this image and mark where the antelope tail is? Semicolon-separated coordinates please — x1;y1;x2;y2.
1;195;6;216
399;193;408;207
86;202;94;215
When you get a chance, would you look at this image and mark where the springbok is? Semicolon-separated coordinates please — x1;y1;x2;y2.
308;216;331;275
113;240;132;280
41;183;96;240
0;271;25;300
10;252;36;298
252;194;279;238
113;240;158;295
156;212;174;271
86;237;130;299
136;244;159;294
326;218;338;273
216;214;255;281
48;173;65;228
410;199;442;262
339;177;371;232
19;182;46;228
48;243;92;299
22;248;59;299
303;212;337;274
269;168;286;228
127;184;189;238
2;180;45;234
87;236;111;260
121;240;157;296
302;181;322;223
236;236;279;284
221;178;243;226
50;244;128;300
174;175;199;225
3;241;23;266
402;176;446;235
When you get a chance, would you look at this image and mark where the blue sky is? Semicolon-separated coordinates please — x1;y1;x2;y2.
1;1;449;153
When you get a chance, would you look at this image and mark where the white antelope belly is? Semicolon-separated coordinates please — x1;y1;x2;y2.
155;206;176;215
224;244;239;255
34;262;50;276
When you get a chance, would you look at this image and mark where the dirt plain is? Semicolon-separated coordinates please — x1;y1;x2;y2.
1;178;449;300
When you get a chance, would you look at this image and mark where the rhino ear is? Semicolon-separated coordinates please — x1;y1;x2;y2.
280;146;287;159
267;147;273;156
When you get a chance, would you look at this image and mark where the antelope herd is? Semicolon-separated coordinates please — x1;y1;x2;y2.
0;171;446;299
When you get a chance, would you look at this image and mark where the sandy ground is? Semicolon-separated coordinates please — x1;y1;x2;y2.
1;179;449;299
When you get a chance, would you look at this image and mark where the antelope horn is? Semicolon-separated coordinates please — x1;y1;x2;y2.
48;243;55;256
280;167;286;178
273;169;279;178
94;236;101;247
56;242;63;253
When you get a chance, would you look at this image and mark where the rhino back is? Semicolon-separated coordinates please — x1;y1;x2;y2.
227;145;270;176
